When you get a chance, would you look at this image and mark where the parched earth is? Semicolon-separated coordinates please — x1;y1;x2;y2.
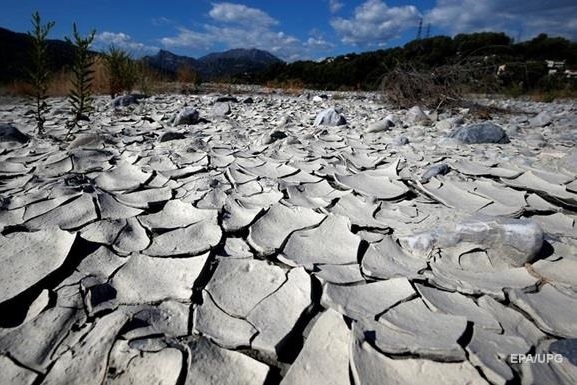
0;90;576;385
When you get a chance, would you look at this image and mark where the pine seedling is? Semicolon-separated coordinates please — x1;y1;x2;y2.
26;11;55;136
65;23;96;137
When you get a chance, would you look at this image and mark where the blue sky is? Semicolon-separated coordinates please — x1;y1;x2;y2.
1;1;576;61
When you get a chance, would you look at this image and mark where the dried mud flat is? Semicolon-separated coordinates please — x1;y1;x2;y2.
0;90;576;385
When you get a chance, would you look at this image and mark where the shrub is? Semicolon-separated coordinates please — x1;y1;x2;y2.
26;11;55;135
104;46;137;97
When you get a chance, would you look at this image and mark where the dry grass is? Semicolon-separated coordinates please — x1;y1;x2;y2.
264;79;305;95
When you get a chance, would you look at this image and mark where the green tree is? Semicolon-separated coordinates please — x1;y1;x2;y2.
65;23;96;134
26;11;55;135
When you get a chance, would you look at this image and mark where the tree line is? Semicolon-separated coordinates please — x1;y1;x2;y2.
254;32;577;93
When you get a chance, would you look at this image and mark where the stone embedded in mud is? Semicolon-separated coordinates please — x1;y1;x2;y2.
0;123;29;143
449;122;510;144
399;216;544;267
173;107;200;125
314;107;346;126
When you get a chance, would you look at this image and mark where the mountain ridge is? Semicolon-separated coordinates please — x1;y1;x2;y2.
0;25;284;83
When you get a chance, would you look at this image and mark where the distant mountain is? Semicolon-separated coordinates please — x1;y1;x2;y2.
0;27;76;83
198;48;284;79
141;49;202;77
142;48;284;80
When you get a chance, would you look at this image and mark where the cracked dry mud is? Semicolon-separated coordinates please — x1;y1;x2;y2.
1;90;576;385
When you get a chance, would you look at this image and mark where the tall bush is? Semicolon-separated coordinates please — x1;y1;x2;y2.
104;46;136;97
26;11;55;135
65;23;96;132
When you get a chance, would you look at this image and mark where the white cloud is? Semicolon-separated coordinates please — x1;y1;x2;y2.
160;2;335;61
93;32;158;55
331;0;421;46
426;0;577;40
329;0;345;13
209;2;278;27
160;27;212;50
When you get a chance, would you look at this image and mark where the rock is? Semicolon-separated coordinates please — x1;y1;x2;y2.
364;119;393;133
392;135;410;145
112;252;209;303
0;123;28;143
159;131;186;142
449;122;510;144
399;216;544;268
173;107;200;125
280;309;350;385
407;106;431;125
530;111;552;127
421;163;451;182
321;278;416;320
107;348;182;385
185;337;269;385
111;94;139;107
212;102;232;116
215;96;238;103
314;108;346;126
262;129;288;144
0;228;75;304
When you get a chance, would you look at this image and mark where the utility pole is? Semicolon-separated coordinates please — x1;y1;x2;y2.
416;18;423;40
426;23;431;39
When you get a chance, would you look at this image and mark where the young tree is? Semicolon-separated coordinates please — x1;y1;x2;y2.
26;11;55;135
65;23;96;135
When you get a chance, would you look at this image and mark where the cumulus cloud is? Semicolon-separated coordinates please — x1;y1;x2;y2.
331;0;421;46
329;0;345;13
209;2;278;27
426;0;577;40
160;2;334;60
93;32;158;55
